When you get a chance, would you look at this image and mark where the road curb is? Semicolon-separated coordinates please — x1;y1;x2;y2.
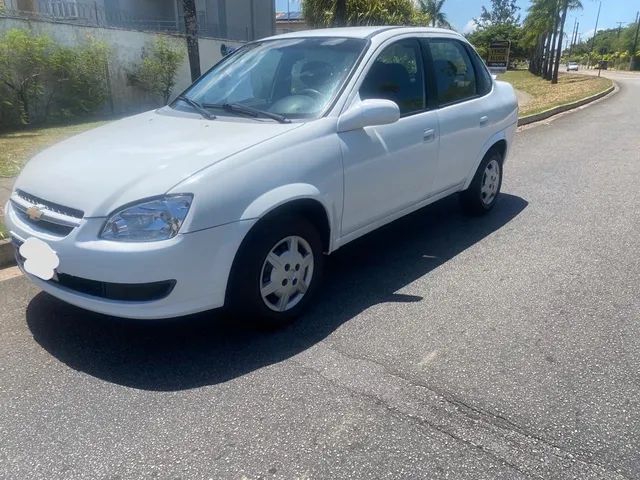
518;82;616;126
0;239;15;269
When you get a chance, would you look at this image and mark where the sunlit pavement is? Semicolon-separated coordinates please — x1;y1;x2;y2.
0;74;639;479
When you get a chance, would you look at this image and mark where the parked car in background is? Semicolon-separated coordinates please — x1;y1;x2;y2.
567;62;579;72
5;26;518;326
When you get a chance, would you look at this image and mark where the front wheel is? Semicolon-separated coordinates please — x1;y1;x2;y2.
459;150;503;215
227;215;324;328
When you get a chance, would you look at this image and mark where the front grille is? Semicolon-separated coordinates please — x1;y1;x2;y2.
13;208;75;236
15;190;84;219
52;274;177;302
10;189;84;237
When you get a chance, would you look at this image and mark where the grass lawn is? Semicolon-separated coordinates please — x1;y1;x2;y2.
499;70;613;117
0;121;109;178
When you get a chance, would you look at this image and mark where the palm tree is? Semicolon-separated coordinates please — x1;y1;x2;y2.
418;0;450;29
522;0;582;79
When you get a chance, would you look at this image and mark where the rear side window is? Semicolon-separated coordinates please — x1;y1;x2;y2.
427;39;477;105
359;39;425;116
465;44;493;96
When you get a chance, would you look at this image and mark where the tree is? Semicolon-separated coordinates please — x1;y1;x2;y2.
182;0;200;82
475;0;520;28
133;37;184;105
467;0;524;65
551;0;569;83
520;0;582;79
417;0;450;28
334;0;347;26
521;0;555;75
303;0;416;27
49;38;110;118
0;29;53;124
467;23;525;62
0;29;110;128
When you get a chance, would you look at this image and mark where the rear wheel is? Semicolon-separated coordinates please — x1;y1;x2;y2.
227;215;324;328
460;149;503;215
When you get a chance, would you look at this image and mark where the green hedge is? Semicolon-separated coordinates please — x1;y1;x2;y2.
0;29;110;129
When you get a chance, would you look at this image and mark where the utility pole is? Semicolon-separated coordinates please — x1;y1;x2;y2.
631;11;640;71
569;19;579;57
616;22;625;37
589;0;601;67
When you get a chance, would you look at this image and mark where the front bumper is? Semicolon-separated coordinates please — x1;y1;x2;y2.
5;201;255;319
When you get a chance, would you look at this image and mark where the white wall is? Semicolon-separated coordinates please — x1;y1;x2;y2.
0;17;244;114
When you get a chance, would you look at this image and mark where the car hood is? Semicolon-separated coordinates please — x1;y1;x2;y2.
14;109;303;217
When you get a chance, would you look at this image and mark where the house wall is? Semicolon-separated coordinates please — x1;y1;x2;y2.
0;17;244;114
177;0;275;41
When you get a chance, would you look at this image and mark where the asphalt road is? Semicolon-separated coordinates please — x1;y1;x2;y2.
1;72;639;480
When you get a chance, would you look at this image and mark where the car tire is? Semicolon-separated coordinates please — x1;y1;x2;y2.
459;149;503;215
227;214;324;328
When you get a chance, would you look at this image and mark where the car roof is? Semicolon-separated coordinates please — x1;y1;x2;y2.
264;26;463;41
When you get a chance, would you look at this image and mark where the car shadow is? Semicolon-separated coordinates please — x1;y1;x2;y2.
26;193;528;391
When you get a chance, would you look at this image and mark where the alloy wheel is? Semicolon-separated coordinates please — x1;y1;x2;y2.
481;159;501;206
259;236;315;312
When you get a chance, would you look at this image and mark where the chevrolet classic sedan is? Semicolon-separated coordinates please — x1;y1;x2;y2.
5;26;518;326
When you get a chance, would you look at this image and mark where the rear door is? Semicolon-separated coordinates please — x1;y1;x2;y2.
422;37;496;193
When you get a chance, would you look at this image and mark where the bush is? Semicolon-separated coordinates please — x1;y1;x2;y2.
0;29;110;129
48;37;110;119
303;0;416;27
132;37;184;105
0;29;53;126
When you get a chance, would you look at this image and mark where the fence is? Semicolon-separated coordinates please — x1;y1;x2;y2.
1;0;269;40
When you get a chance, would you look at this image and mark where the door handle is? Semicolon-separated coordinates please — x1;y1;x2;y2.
479;116;489;126
423;128;436;142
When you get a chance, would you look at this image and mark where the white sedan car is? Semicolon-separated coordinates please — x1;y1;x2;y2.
567;62;579;72
6;27;518;325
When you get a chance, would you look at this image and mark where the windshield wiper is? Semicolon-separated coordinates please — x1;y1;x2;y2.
175;95;215;120
204;103;290;124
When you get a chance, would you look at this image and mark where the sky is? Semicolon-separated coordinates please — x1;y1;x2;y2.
275;0;640;42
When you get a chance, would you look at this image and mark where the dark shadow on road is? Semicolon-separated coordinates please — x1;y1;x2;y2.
26;193;528;391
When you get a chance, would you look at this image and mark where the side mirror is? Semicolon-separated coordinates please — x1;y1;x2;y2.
337;99;400;133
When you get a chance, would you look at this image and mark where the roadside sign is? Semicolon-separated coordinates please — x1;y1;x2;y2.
487;40;511;74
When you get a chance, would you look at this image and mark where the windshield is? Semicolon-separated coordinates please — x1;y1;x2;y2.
177;37;367;120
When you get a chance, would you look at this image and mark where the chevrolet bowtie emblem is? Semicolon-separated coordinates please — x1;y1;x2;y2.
26;205;44;221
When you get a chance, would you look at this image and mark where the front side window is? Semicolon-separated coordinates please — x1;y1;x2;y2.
178;37;367;119
359;39;425;116
428;39;477;105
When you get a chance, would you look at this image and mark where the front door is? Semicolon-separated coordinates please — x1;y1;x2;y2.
339;38;440;236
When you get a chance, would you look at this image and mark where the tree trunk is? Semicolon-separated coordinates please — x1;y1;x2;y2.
552;0;569;84
545;8;560;81
542;30;553;79
18;89;30;125
531;33;545;75
182;0;201;82
334;0;347;27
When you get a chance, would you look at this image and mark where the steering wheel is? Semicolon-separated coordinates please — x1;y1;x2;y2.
298;88;323;100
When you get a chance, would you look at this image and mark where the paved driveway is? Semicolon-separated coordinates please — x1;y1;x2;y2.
0;74;639;479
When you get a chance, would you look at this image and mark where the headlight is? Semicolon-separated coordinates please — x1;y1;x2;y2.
100;194;193;242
